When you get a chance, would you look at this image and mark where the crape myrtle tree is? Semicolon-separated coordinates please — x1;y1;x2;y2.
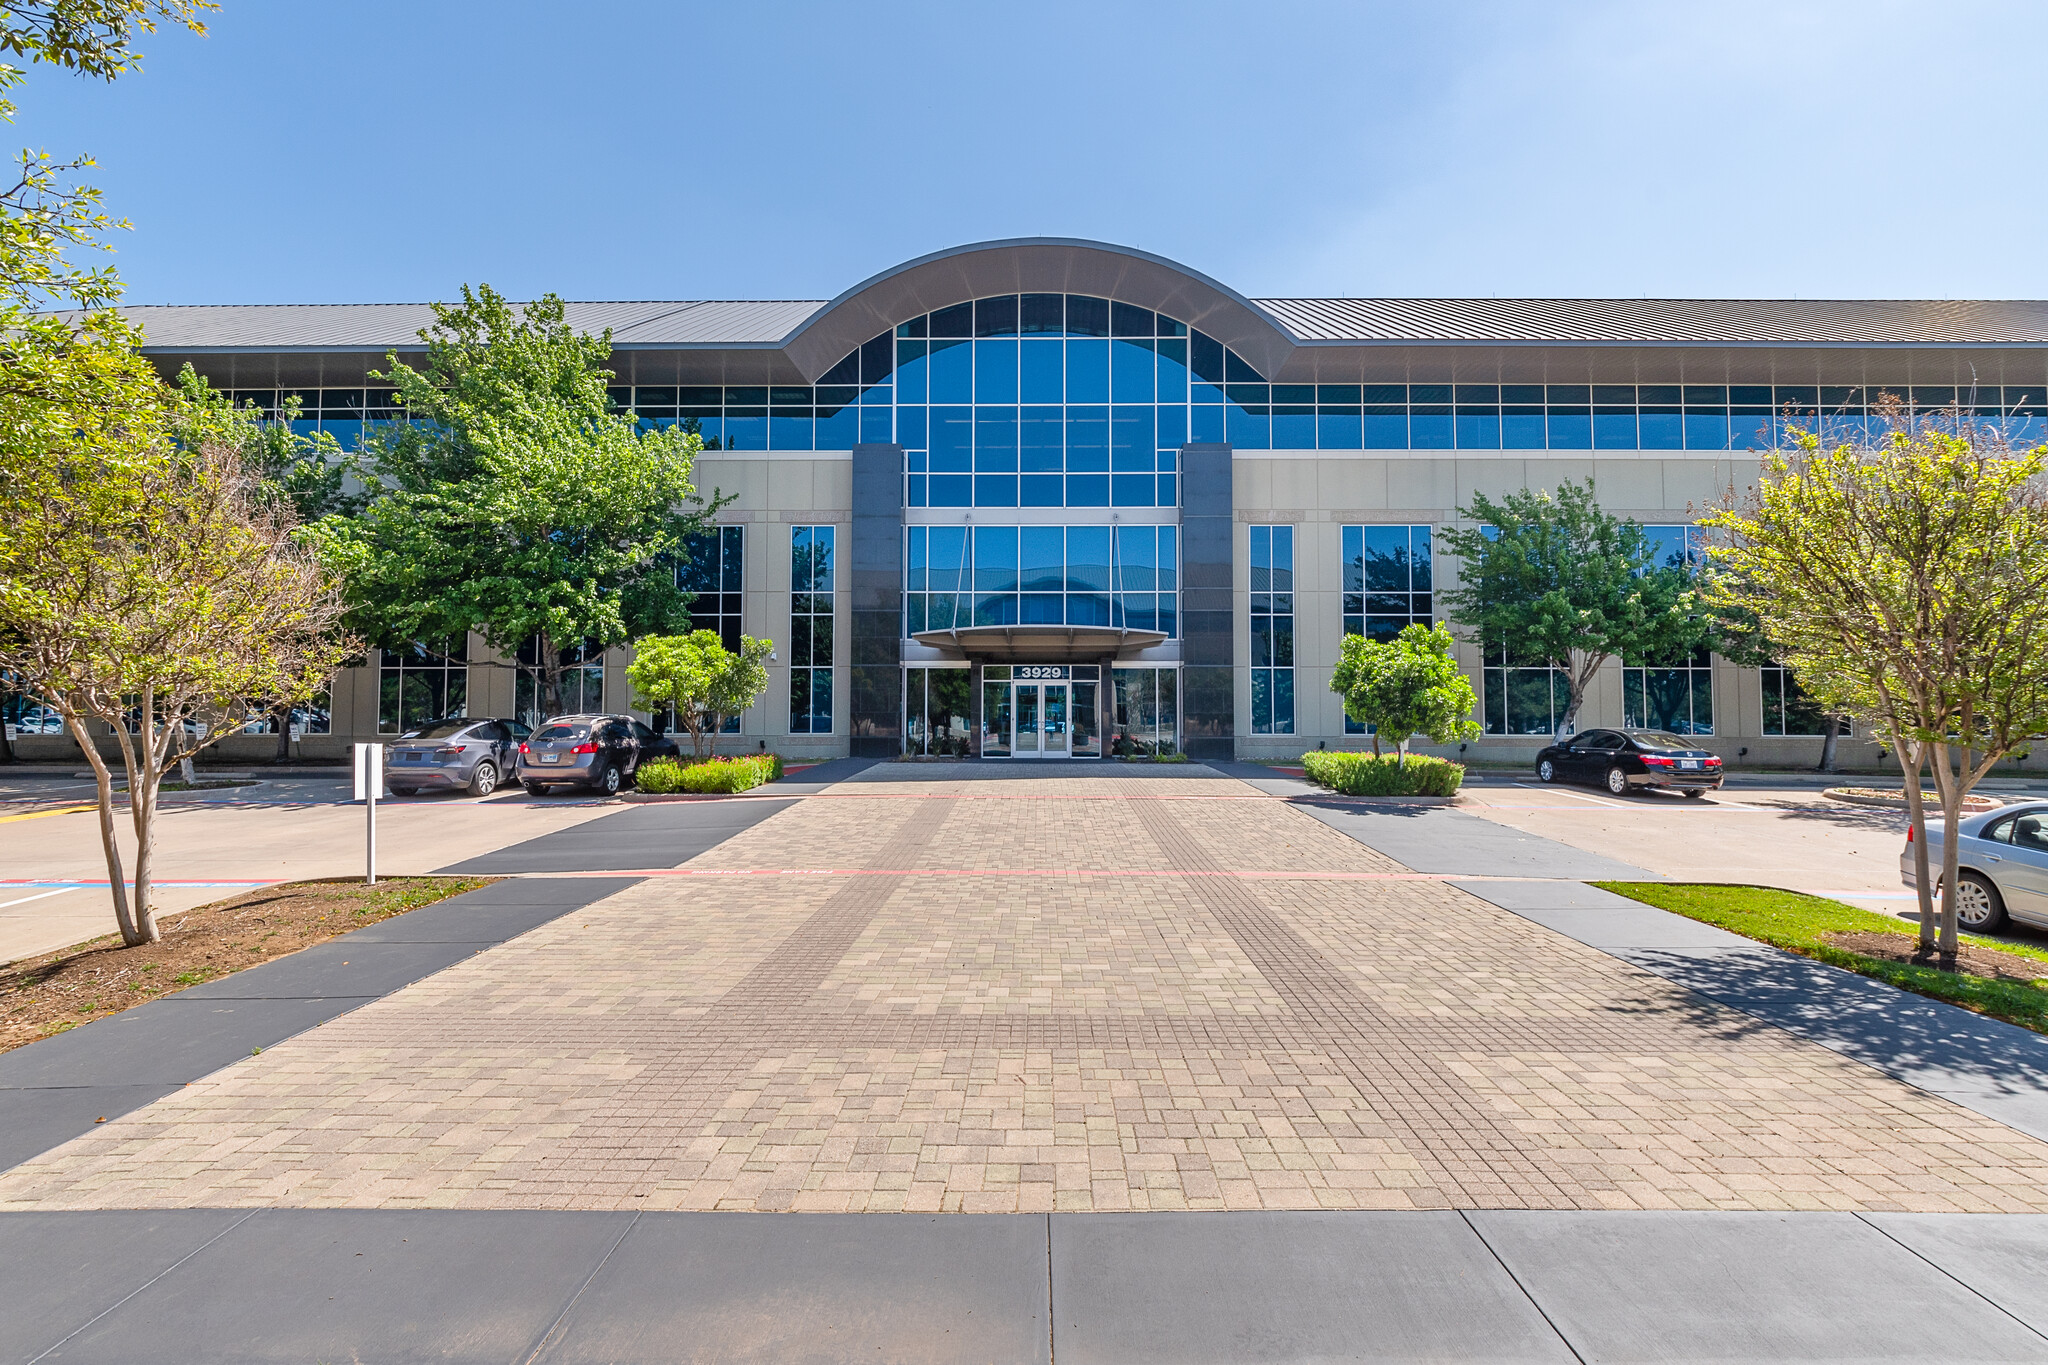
311;286;725;720
626;630;774;759
1700;562;1851;773
1704;406;2048;959
169;367;359;759
0;434;357;946
1436;480;1705;741
0;0;213;761
1329;622;1481;763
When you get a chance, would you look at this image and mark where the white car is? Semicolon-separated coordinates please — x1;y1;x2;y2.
1900;801;2048;932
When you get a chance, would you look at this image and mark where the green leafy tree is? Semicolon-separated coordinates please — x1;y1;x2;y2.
1437;480;1704;740
1329;622;1481;764
0;1;209;760
1700;561;1849;772
0;435;357;945
1704;410;2048;958
311;285;723;718
627;630;773;759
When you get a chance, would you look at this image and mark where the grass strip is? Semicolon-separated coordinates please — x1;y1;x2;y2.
1592;881;2048;1036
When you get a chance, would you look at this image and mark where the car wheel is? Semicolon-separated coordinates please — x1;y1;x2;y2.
468;761;498;797
1954;871;2008;931
1682;788;1708;800
597;762;622;796
390;786;417;797
1536;758;1557;783
1605;766;1631;796
521;781;547;796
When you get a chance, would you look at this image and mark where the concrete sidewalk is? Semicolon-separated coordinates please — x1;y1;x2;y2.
6;1208;2047;1363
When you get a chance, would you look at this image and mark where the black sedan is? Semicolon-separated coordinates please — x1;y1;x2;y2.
1534;728;1724;798
517;714;679;796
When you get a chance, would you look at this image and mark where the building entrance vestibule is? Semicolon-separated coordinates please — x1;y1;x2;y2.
980;665;1100;759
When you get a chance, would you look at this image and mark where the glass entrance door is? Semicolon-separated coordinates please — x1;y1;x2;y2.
1014;685;1041;754
1006;683;1071;758
1041;684;1070;757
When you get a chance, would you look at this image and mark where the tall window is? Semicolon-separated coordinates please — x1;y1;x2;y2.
1623;646;1714;735
516;638;604;727
379;640;468;732
1482;642;1573;736
678;525;744;651
1111;667;1179;756
1763;666;1831;736
904;524;1177;638
903;666;973;756
1342;525;1434;732
790;525;835;733
1249;525;1294;734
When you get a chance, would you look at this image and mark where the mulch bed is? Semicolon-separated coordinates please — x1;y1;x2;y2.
0;876;494;1054
1825;930;2048;983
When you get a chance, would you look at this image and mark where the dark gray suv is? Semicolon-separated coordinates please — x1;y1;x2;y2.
386;717;530;797
517;714;677;796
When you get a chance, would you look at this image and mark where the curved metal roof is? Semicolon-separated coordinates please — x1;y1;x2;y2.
105;238;2048;376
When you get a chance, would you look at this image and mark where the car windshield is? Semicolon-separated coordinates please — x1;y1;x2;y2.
1627;731;1694;750
534;724;588;743
400;720;471;740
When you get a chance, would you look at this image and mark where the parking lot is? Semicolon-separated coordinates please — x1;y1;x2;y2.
0;771;620;964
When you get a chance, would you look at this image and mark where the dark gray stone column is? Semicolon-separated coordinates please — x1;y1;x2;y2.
1179;442;1234;761
849;443;905;758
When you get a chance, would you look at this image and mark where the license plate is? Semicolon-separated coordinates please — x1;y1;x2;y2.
403;752;423;763
539;753;559;764
1679;759;1699;769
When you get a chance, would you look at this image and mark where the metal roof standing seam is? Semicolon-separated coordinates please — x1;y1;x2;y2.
108;296;2048;351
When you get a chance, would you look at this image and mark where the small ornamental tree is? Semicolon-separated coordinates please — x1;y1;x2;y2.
1330;622;1481;764
0;435;357;945
1703;407;2048;958
1437;480;1704;740
628;630;773;759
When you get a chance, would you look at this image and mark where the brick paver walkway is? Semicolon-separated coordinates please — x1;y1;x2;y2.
6;772;2048;1213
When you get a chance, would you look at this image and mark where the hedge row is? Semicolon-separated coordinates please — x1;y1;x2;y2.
635;753;783;795
1299;750;1465;797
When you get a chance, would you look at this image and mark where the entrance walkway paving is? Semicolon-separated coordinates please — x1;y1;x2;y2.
7;767;2048;1215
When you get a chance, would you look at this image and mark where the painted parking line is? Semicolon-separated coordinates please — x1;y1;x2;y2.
0;878;277;889
0;804;96;824
0;886;79;910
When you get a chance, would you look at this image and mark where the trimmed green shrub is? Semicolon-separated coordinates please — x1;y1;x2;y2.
679;755;777;793
636;754;782;794
1300;750;1464;797
635;758;689;794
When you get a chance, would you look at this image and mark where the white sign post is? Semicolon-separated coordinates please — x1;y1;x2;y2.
352;742;383;886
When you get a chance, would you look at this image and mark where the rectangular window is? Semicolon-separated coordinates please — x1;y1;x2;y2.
903;524;1176;641
1340;525;1434;732
678;525;745;652
1111;666;1178;756
790;525;835;733
1480;640;1573;737
1762;665;1833;736
1622;646;1714;736
1249;525;1294;734
903;665;973;756
516;638;604;729
379;639;469;733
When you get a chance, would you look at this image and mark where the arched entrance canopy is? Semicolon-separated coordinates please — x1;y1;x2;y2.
782;238;1297;383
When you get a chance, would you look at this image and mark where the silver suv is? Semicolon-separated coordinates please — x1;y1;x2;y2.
386;717;530;797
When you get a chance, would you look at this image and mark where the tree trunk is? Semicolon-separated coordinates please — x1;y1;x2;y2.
1397;736;1409;769
65;708;142;946
539;633;565;720
131;713;163;947
1929;740;1968;960
271;700;292;764
1817;717;1840;773
1899;741;1937;953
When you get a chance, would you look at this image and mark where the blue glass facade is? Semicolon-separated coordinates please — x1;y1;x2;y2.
904;524;1177;638
232;383;2048;460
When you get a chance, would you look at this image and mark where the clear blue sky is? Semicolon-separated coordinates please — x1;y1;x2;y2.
21;0;2048;304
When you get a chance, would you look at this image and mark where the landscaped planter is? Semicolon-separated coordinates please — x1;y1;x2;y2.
1823;787;2003;812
